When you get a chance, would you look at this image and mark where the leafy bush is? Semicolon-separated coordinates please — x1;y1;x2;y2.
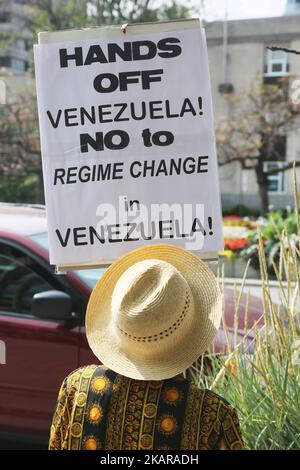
223;204;261;218
241;208;299;276
0;174;38;203
192;194;300;449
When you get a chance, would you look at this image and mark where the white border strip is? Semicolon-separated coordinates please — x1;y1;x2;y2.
38;18;201;44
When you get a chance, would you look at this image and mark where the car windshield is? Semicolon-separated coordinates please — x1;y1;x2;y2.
29;232;106;289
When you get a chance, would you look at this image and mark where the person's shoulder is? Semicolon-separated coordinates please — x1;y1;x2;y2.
63;364;106;390
203;388;232;407
189;383;237;417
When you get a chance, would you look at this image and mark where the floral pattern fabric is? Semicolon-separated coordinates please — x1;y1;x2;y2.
49;365;244;450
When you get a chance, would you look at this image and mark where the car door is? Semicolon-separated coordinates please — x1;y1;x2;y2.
0;241;82;439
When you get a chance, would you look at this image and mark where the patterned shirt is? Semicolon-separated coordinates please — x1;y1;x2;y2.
49;364;244;450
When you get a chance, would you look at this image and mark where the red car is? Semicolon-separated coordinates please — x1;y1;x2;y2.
0;203;263;447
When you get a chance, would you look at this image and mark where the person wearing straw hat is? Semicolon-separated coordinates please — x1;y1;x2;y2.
49;244;244;450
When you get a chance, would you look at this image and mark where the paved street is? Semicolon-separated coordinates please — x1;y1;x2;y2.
0;439;46;450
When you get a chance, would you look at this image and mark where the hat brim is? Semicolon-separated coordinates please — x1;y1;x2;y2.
86;244;222;380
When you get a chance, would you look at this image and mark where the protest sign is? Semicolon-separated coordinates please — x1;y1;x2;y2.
34;19;223;271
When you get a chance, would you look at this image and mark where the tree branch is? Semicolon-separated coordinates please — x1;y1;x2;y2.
267;46;300;56
264;161;300;176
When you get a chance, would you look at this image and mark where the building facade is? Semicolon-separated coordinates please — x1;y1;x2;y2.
0;0;30;73
205;12;300;211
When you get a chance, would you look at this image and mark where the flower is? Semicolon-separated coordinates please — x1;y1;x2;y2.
224;238;249;252
218;250;235;261
227;359;237;374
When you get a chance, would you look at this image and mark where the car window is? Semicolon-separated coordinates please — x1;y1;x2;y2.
30;232;106;288
0;253;53;316
0;241;87;322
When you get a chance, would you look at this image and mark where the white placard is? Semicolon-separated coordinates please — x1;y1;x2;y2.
34;19;223;269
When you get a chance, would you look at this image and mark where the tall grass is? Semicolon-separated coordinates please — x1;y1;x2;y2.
192;166;300;450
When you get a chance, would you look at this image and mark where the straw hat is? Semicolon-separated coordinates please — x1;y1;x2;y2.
86;244;222;380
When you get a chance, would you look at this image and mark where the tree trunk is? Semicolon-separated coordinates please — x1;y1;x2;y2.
255;163;269;214
258;180;269;214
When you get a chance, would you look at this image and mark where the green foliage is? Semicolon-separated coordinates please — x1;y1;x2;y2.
0;69;42;198
191;212;300;449
241;208;300;273
158;1;192;21
205;349;300;449
223;204;261;218
0;174;39;204
27;0;195;38
26;0;195;64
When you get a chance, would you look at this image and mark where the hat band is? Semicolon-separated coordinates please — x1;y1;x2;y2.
117;290;191;343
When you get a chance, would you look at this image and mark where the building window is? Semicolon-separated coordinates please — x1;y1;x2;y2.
264;49;289;78
13;39;26;51
261;135;287;162
11;58;26;72
0;12;11;23
264;162;285;193
0;57;11;68
272;135;287;161
286;0;300;12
